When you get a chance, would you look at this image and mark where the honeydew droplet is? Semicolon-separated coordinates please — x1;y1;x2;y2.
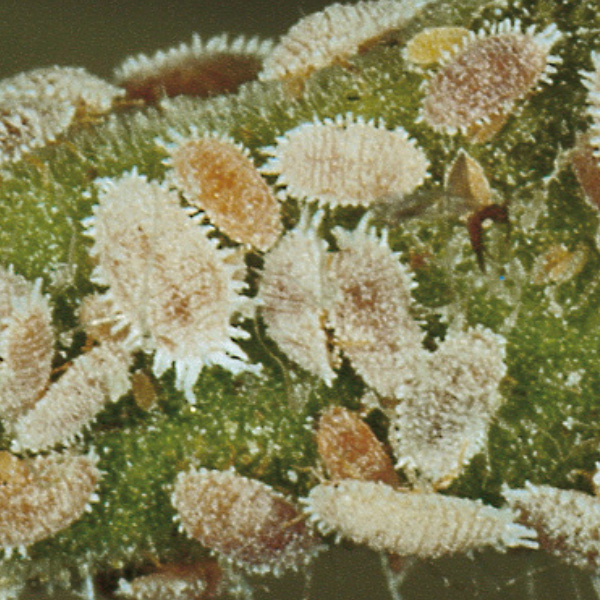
405;26;469;66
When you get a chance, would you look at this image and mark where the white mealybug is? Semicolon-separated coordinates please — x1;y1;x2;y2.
114;33;273;104
11;343;132;453
257;210;337;384
259;0;432;82
390;326;507;487
304;480;537;558
0;267;54;422
261;114;429;207
116;571;206;600
166;133;282;251
0;66;123;164
172;467;321;576
578;51;600;180
84;171;257;402
421;20;562;138
503;482;600;571
327;217;427;397
0;451;100;551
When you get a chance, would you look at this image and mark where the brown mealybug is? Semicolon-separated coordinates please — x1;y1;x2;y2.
261;113;429;207
421;20;561;139
167;133;282;251
259;0;432;83
85;171;257;402
503;482;600;571
316;406;399;487
0;451;100;553
327;216;426;397
0;267;54;422
114;34;273;104
304;479;537;558
172;467;321;576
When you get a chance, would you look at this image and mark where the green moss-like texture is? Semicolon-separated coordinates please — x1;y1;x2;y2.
3;0;600;597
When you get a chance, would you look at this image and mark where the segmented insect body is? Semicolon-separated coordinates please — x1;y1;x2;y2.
115;34;273;104
168;135;282;251
327;218;426;397
0;66;123;164
260;0;432;82
257;211;337;383
316;406;399;487
304;480;537;557
261;114;429;207
390;327;507;486
504;483;600;571
0;267;54;421
85;172;255;402
421;21;561;136
11;343;132;452
0;452;100;551
172;468;320;576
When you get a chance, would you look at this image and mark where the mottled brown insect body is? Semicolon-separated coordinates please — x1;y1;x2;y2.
316;406;399;486
422;22;560;135
0;452;99;550
169;136;282;251
504;483;600;571
172;468;321;575
115;34;273;104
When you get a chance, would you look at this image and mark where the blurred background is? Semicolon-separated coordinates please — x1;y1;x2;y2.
0;0;333;80
1;1;600;598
